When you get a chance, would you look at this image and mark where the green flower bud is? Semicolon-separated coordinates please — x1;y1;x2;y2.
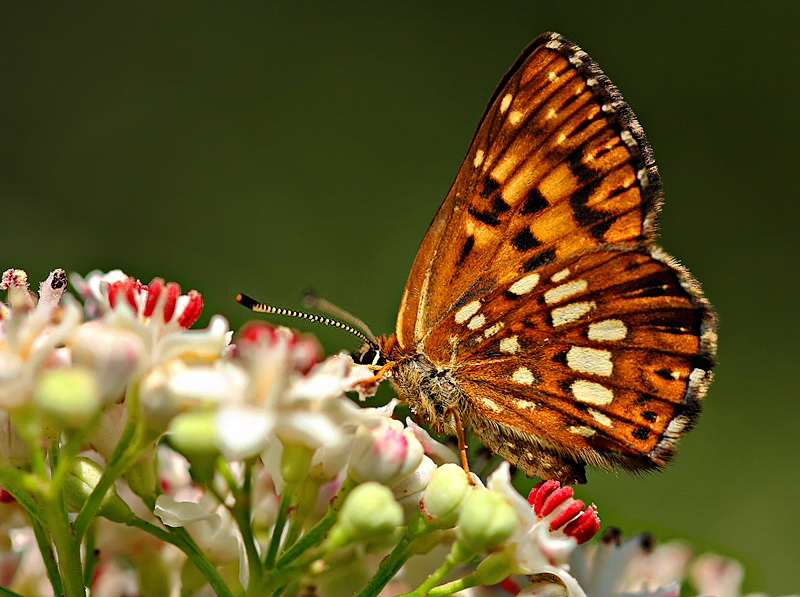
328;482;403;548
475;550;516;585
169;412;219;485
456;487;516;553
420;463;471;528
281;441;314;485
33;367;100;428
64;457;134;524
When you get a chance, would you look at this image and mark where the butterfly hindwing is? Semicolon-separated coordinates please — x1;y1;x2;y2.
396;32;661;350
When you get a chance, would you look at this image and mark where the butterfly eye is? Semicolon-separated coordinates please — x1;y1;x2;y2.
353;345;385;367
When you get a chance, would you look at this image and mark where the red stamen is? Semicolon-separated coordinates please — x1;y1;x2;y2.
548;498;584;531
177;290;203;327
527;480;548;507
162;282;180;322
107;281;120;308
564;506;600;544
539;485;574;518
531;479;560;517
123;279;139;312
498;576;521;594
144;277;164;317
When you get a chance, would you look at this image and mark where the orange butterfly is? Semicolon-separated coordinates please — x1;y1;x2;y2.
242;32;717;484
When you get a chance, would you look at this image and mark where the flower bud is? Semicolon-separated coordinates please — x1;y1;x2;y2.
33;367;101;428
328;482;403;548
393;455;436;521
169;413;220;485
420;463;471;529
456;487;517;553
348;419;423;486
64;457;134;524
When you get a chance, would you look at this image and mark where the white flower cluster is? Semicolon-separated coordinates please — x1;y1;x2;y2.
0;268;788;597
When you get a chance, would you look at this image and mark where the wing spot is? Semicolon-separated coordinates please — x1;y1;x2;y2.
567;347;613;377
544;279;588;304
547;108;557;119
499;335;520;354
602;103;615;113
568;425;596;437
500;93;513;114
508;110;524;125
454;300;481;324
637;168;650;188
548;70;558;81
551;301;595;327
484;322;504;338
512;367;535;385
508;272;540;295
588;319;628;341
467;314;486;330
473;149;485;168
571;380;614;406
620;130;637;147
589;408;612;427
632;427;650;440
481;396;504;413
586;77;598;87
551;268;570;283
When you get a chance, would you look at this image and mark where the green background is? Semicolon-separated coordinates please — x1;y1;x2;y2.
2;3;797;593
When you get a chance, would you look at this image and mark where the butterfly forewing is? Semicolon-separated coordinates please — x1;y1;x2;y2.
396;33;661;349
386;32;716;483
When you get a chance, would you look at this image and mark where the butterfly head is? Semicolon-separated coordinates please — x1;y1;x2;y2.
353;343;386;367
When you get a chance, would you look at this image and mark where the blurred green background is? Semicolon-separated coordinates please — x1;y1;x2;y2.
2;2;798;593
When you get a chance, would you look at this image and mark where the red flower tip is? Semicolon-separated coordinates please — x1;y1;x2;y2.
177;290;203;328
563;505;600;544
106;275;203;327
0;488;16;503
143;277;164;317
528;479;560;516
235;322;321;375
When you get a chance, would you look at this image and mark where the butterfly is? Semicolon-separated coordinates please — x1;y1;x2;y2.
350;32;718;484
240;32;717;484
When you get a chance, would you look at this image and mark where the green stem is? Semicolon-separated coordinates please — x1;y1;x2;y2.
426;574;481;597
29;513;63;596
398;541;472;597
45;491;86;597
275;477;356;569
168;526;234;597
264;486;293;569
0;585;26;597
354;513;433;597
83;523;99;588
0;471;46;525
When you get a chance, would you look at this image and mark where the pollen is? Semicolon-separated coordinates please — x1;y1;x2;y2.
571;380;614;406
500;93;513;113
512;366;535;385
499;335;520;354
566;347;613;377
455;300;481;324
508;272;540;295
545;279;588;304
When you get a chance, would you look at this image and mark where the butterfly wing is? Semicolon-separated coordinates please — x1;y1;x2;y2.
396;32;661;350
391;32;716;481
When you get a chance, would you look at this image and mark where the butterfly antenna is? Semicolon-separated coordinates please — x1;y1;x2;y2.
301;289;378;343
236;293;378;348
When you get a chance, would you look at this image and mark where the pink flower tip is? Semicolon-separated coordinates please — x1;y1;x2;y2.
107;275;203;328
528;479;601;544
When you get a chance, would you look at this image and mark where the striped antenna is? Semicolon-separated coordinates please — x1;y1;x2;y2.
236;293;377;348
302;289;377;343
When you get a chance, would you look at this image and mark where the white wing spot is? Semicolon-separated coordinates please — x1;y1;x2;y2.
548;70;558;81
637;168;650;187
602;103;615;113
467;314;486;330
547;108;557;119
551;268;570;283
571;380;614;406
568;425;596;437
621;130;637;147
588;319;628;341
511;397;537;411
508;110;523;125
473;149;485;168
567;347;613;377
484;322;504;338
589;408;612;427
545;279;587;304
481;395;504;413
586;77;597;87
512;367;535;385
551;301;595;327
500;93;513;114
499;335;520;354
455;300;481;324
508;272;540;295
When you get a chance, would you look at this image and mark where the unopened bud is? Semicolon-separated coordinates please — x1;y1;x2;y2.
420;463;471;528
64;457;133;524
456;487;516;553
328;482;403;548
34;367;101;428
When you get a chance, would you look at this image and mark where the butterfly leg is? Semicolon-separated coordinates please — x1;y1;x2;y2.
445;405;476;485
354;361;397;388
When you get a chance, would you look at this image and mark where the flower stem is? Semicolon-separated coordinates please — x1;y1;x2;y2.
0;585;26;597
275;476;356;569
29;512;63;596
354;512;433;597
45;488;86;597
397;541;472;597
168;526;234;597
425;574;480;597
264;485;293;569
